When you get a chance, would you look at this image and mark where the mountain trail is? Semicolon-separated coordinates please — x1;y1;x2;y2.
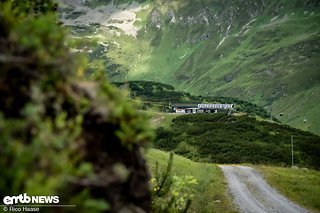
219;165;309;213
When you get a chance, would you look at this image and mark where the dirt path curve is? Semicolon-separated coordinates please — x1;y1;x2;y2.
219;165;309;213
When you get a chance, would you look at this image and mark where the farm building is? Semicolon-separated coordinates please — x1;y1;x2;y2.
172;103;234;114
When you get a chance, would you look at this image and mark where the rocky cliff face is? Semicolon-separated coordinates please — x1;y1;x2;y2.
58;0;320;134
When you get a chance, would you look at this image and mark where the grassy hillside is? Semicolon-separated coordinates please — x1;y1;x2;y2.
58;0;320;134
257;165;320;212
146;149;237;213
154;113;320;169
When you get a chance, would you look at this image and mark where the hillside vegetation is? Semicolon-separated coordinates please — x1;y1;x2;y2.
58;0;320;134
154;113;320;169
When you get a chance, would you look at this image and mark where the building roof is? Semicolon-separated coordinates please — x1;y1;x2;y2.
173;103;235;110
198;104;234;109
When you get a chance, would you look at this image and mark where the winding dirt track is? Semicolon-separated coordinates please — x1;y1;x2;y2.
220;165;309;213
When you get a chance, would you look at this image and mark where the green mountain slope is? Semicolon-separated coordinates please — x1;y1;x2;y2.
58;0;320;134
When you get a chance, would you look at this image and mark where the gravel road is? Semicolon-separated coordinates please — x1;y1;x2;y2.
220;165;309;213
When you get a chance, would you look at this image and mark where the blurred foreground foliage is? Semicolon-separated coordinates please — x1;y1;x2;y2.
0;1;153;212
